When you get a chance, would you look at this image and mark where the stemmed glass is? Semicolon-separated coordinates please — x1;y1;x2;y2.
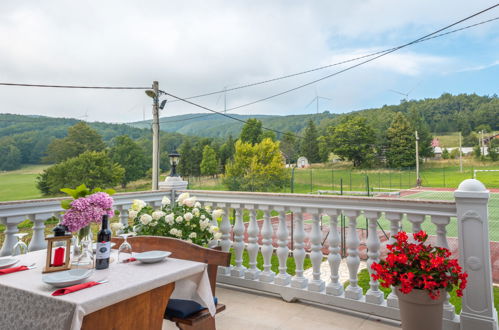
12;233;29;256
118;233;134;263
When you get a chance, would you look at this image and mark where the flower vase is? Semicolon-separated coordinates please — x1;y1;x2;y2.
395;288;445;330
71;225;94;268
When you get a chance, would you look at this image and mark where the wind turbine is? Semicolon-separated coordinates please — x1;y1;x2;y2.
388;81;422;102
304;91;332;114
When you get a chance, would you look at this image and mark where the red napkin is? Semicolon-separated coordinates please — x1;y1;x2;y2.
123;257;136;263
0;266;28;275
52;281;102;296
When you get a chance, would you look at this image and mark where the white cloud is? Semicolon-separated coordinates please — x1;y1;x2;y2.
0;1;497;122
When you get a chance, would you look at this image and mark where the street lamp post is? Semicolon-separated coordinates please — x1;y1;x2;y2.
415;130;421;187
168;151;180;177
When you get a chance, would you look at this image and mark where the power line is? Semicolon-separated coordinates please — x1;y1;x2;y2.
165;15;499;105
158;15;499;124
160;90;304;139
0;83;149;90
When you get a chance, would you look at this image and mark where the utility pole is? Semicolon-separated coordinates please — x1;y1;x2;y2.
415;130;420;187
459;131;463;173
481;130;485;156
224;87;227;113
151;81;160;190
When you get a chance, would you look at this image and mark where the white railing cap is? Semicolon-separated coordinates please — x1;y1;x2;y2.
455;179;489;199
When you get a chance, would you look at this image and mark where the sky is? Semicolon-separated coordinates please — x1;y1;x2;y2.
0;1;498;123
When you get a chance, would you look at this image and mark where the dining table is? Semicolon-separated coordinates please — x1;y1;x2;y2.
0;249;215;330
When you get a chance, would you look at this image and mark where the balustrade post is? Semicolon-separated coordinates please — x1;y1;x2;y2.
407;213;425;237
231;205;246;277
385;212;403;308
275;208;291;286
455;179;498;329
344;210;362;300
218;205;232;276
431;215;455;320
28;214;47;251
259;207;275;283
326;210;343;296
308;209;325;292
365;211;384;305
0;218;19;256
291;208;308;289
245;206;261;280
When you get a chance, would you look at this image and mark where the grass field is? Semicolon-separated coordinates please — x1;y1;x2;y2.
0;165;48;202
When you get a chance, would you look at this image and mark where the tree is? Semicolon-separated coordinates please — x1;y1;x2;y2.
219;135;235;173
0;137;21;170
177;139;196;177
408;106;433;158
200;145;219;177
240;118;263;145
44;122;106;163
300;120;321;163
329;116;376;167
224;138;289;192
442;148;450;159
386;112;416;168
36;151;124;195
279;132;298;164
109;135;148;187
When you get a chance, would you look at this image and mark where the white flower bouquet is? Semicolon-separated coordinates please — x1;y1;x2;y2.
125;193;222;246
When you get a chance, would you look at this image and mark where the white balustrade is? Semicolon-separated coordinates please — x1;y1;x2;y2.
291;208;308;289
1;182;496;330
231;205;246;277
274;208;290;286
308;209;325;292
365;211;384;305
245;206;261;280
326;211;343;296
27;214;47;251
344;210;362;300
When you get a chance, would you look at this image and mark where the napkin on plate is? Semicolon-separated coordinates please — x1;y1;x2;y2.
122;257;136;263
0;266;28;275
52;281;102;296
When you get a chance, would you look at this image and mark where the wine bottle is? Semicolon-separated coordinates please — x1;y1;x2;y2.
96;215;112;270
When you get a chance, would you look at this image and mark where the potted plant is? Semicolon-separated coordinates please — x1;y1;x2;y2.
371;231;467;330
125;193;223;246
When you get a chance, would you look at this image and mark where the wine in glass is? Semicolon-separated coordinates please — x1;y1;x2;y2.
12;233;29;256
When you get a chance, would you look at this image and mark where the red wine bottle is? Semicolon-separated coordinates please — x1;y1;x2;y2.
96;215;111;270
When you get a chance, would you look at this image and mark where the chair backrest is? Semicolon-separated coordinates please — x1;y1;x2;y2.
111;236;230;295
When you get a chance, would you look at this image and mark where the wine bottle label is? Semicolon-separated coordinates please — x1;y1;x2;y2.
96;242;111;259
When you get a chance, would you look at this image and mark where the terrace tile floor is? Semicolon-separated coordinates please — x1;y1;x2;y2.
163;285;401;330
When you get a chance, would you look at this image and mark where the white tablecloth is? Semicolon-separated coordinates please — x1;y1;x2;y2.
0;250;215;330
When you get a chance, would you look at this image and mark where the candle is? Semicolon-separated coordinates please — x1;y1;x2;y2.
52;247;65;266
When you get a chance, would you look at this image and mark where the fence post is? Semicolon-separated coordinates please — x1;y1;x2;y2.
455;179;498;329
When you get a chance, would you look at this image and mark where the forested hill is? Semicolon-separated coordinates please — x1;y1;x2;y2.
129;112;334;138
0;114;153;166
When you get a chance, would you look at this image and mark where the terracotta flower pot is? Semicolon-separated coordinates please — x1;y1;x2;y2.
395;288;446;330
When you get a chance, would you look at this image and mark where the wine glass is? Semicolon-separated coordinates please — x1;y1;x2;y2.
118;233;134;263
12;233;29;256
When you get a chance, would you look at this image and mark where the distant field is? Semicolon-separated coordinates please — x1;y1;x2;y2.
435;131;499;148
0;165;47;201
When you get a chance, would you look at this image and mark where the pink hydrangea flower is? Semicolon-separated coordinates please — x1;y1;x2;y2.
62;192;114;232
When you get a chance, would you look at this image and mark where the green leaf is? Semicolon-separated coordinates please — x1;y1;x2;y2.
60;199;72;210
60;188;77;198
104;188;116;195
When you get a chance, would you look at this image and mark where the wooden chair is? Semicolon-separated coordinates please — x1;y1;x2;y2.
111;236;231;330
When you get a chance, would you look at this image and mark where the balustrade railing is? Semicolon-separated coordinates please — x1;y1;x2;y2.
0;179;497;329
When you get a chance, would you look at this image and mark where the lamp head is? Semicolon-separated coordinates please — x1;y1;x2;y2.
145;90;157;98
159;99;167;110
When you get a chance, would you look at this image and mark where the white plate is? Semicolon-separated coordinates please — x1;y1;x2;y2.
92;242;116;253
134;250;171;264
0;257;19;269
42;269;93;288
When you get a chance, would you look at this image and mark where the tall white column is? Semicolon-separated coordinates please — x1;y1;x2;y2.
291;208;308;289
260;208;275;283
326;210;343;296
27;214;47;251
365;211;384;304
385;212;403;308
275;208;291;286
344;210;362;300
231;205;246;277
245;206;261;280
308;209;325;292
455;179;498;329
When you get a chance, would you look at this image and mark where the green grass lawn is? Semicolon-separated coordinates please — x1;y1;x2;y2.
353;269;499;314
0;165;48;201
